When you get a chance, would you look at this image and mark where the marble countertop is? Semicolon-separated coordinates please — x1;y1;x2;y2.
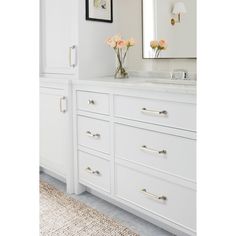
73;76;196;95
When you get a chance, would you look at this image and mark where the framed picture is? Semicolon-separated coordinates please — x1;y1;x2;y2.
86;0;113;23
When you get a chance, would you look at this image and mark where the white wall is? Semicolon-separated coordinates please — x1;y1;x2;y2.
78;0;118;79
78;0;196;78
117;0;196;73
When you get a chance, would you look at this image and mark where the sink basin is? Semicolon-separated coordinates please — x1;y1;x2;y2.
126;71;197;86
145;78;196;86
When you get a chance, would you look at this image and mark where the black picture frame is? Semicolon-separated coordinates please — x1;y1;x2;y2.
86;0;113;23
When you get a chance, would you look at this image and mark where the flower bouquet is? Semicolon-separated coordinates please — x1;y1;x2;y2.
150;40;167;58
106;35;135;78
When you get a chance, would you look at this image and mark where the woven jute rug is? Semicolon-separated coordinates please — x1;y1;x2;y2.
40;181;139;236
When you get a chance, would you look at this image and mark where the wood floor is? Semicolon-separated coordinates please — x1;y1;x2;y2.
40;173;173;236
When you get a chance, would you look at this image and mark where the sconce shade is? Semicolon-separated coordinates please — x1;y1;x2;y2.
172;2;187;14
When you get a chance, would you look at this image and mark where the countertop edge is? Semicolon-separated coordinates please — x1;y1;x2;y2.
71;78;196;95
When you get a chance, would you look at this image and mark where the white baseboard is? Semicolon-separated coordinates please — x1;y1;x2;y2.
40;167;66;183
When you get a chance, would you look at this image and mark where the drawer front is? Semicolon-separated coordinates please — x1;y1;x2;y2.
77;91;109;115
79;151;110;193
115;165;196;231
115;124;196;181
77;116;110;154
114;95;196;131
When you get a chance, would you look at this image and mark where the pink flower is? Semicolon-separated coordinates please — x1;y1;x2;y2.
150;40;159;49
158;40;167;50
127;38;136;47
106;37;116;48
112;35;122;42
116;40;126;49
106;35;136;53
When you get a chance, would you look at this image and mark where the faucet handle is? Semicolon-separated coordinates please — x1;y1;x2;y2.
172;69;189;80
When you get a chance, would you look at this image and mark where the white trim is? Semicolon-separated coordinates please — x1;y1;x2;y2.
40;167;66;183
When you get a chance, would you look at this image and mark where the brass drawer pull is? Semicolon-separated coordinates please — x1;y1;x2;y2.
141;189;167;201
85;167;101;176
86;131;101;139
141;108;168;116
140;145;167;155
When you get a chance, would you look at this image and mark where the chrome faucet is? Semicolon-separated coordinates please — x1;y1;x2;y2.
171;69;189;80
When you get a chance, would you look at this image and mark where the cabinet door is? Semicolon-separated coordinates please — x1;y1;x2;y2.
40;87;69;177
40;0;78;75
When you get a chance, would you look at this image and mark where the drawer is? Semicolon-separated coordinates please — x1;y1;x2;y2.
79;151;110;193
77;116;110;154
115;124;196;181
77;91;109;115
114;95;196;131
115;165;196;231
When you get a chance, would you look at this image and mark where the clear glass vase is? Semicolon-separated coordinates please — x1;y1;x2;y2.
114;52;129;79
114;64;128;79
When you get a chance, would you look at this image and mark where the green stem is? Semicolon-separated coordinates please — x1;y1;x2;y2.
155;49;161;58
114;48;128;78
117;49;122;67
123;47;129;63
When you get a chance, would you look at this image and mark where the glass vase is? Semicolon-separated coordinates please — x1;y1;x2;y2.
114;64;128;79
114;52;129;79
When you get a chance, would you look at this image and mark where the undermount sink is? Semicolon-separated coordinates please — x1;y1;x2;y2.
127;71;196;86
144;78;196;86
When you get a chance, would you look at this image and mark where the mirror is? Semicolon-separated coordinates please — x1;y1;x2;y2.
142;0;196;59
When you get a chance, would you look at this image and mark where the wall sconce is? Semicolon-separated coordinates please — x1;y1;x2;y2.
171;2;187;25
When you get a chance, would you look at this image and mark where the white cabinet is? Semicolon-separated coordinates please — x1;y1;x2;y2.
78;151;111;193
73;81;196;236
40;0;116;79
40;80;73;193
40;0;78;76
114;95;196;131
76;91;110;115
115;123;196;181
77;116;110;154
40;88;67;176
116;164;196;231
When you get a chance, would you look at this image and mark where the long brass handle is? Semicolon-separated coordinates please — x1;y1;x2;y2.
85;167;101;176
141;189;167;201
140;145;167;155
85;131;101;139
141;108;168;116
69;45;77;67
59;96;67;113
